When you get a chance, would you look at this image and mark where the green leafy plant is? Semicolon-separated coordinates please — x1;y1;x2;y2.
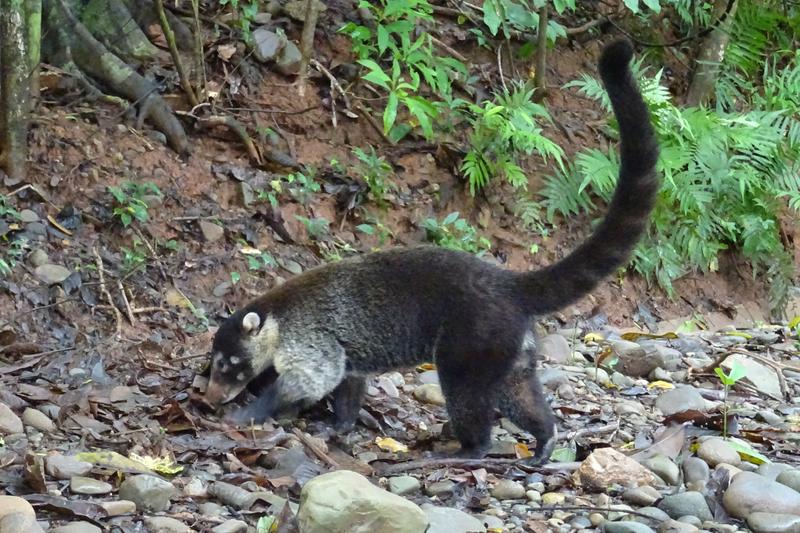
295;216;330;240
356;218;394;247
120;239;147;274
353;146;394;206
220;0;260;44
0;238;27;278
715;360;747;438
257;171;320;208
108;182;162;227
247;252;277;272
457;83;564;195
482;0;575;42
422;212;491;255
340;0;467;140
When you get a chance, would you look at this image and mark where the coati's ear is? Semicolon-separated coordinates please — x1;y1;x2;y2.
242;312;261;334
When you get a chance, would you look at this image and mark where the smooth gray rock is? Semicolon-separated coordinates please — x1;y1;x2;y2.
252;27;285;63
758;463;793;481
634;507;670;523
422;504;485;533
538;334;571;363
641;454;680;485
21;408;54;432
388;476;420;496
275;41;302;75
70;476;113;495
604;521;655;533
658;491;712;521
0;404;22;434
682;457;710;484
0;512;44;533
141;516;190;533
119;475;177;512
723;471;800;519
623;486;661;506
697;438;741;467
34;264;71;284
491;479;525;500
50;523;101;533
777;470;800;493
656;520;699;533
655;387;709;416
45;455;92;480
747;512;800;533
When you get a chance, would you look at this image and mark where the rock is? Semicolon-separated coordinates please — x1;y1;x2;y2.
198;220;224;242
475;514;504;530
656;520;699;533
641;454;680;485
426;480;456;498
585;367;612;386
525;490;541;503
0;497;35;521
275;41;302;75
46;455;92;479
388;476;420;495
682;457;710;484
604;522;656;533
0;404;23;434
657;491;712;521
643;344;683;371
21;408;54;432
615;400;646;417
491;479;525;500
70;476;113;495
636;507;671;523
50;523;101;533
297;470;428;533
539;368;569;390
759;463;794;481
28;248;48;267
0;512;44;533
34;264;71;284
612;372;636;388
723;354;782;398
99;500;136;516
141;516;190;532
538;334;571;363
612;340;654;377
655;386;709;416
757;410;784;426
676;515;702;527
18;209;39;223
623;486;661;506
119;474;177;512
211;520;249;533
377;376;399;398
697;438;741;467
199;502;225;516
252;27;285;62
542;492;566;505
650;367;672;382
413;384;446;406
283;0;326;20
746;512;800;533
777;470;800;493
422;504;485;533
574;447;657;492
212;281;232;297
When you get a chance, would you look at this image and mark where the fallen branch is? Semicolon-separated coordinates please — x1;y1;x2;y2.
194;115;262;165
374;457;580;475
92;246;122;336
117;280;135;325
292;428;339;468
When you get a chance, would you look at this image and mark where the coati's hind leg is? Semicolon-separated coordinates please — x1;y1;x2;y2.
496;357;557;465
331;374;366;432
437;355;505;458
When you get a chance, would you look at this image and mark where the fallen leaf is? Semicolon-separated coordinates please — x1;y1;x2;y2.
584;332;604;343
416;363;436;371
165;289;191;308
75;451;153;474
727;437;770;465
621;331;678;341
375;437;408;453
515;443;533;459
217;43;237;61
129;453;184;475
648;380;675;390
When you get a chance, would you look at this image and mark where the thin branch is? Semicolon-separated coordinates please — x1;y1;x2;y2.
93;246;122;336
155;0;198;106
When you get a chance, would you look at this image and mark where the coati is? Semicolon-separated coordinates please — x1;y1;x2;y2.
204;39;660;464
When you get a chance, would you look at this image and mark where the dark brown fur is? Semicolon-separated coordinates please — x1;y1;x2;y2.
205;40;660;464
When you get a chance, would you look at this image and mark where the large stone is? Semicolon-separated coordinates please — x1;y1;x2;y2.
538;334;571;363
0;512;44;533
657;491;712;521
604;522;656;533
0;497;35;521
654;387;709;416
297;470;428;533
413;384;445;406
640;454;680;485
45;455;92;480
491;479;525;500
387;476;420;496
681;457;710;484
119;475;177;512
70;476;113;495
141;516;190;532
723;472;800;519
573;447;657;492
275;41;302;75
697;438;740;467
776;470;800;493
50;523;101;533
252;27;285;63
746;512;800;533
198;220;224;242
22;408;55;432
0;404;22;435
422;504;485;533
612;340;654;377
34;264;71;284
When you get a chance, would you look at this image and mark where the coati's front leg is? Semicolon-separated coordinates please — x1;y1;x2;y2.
331;374;367;432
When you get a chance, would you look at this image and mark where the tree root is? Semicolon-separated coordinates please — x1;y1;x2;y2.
43;0;189;155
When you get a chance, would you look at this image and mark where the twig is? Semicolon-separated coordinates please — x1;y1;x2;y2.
133;226;167;280
558;421;618;441
497;45;509;94
117;280;135;325
375;457;580;475
291;428;339;468
533;504;675;520
155;0;198;106
131;306;167;314
430;34;468;63
93;246;122;337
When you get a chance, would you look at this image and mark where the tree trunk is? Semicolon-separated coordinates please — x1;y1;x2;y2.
532;3;548;102
0;0;31;185
27;0;42;102
685;0;738;107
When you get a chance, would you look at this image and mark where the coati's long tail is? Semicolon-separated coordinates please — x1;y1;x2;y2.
519;39;660;315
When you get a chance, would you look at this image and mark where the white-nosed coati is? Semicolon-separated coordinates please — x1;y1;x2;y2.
204;39;660;464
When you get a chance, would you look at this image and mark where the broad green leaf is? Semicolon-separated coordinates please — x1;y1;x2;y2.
642;0;661;12
623;0;639;13
482;0;501;36
443;212;460;225
384;91;399;133
358;59;391;89
727;438;770;465
377;24;390;54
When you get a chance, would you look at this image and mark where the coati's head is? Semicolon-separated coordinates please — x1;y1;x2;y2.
204;309;280;407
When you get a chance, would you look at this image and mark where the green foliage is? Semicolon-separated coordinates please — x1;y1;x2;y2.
353;146;394;206
482;0;575;42
514;195;549;239
547;58;800;313
456;83;564;195
0;238;27;278
295;215;330;240
356;216;394;247
120;239;147;274
108;182;162;228
257;172;320;208
340;0;467;140
422;212;491;255
715;360;747;438
247;251;277;272
220;0;260;44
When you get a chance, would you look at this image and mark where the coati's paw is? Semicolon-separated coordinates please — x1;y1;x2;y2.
529;424;558;465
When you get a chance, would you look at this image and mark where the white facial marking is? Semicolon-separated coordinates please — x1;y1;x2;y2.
230;356;240;365
236;372;245;381
242;312;261;333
